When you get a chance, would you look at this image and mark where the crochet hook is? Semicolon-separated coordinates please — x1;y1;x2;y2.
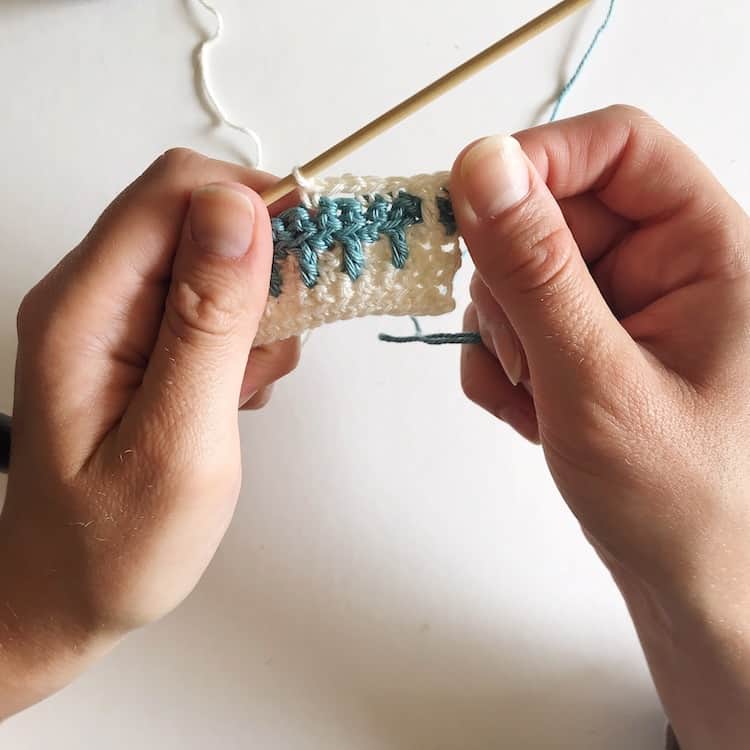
261;0;593;206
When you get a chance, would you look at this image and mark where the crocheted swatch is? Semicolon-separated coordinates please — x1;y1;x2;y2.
255;172;461;345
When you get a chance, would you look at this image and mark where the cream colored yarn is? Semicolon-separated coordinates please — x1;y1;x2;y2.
255;172;462;345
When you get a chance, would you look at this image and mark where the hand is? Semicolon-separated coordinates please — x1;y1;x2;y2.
0;149;299;717
451;106;750;749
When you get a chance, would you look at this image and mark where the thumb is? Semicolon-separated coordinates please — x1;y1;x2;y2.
122;182;272;452
451;135;636;394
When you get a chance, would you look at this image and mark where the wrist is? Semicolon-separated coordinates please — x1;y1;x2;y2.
0;497;119;719
619;574;750;750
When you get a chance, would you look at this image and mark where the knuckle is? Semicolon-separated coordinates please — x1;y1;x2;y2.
462;302;477;330
243;386;273;411
469;271;487;303
499;211;576;296
154;147;205;179
16;277;56;342
606;103;653;124
166;274;245;341
278;339;302;376
461;365;487;407
461;372;481;405
16;288;38;338
462;371;511;421
697;202;750;277
248;338;302;382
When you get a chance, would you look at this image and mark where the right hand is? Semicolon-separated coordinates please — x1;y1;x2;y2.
450;106;750;749
0;150;298;718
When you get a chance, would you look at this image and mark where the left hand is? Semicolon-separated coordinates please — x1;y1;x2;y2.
0;149;298;717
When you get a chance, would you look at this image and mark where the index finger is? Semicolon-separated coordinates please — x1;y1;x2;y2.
513;104;733;222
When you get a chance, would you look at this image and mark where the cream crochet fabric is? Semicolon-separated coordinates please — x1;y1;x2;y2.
255;172;461;345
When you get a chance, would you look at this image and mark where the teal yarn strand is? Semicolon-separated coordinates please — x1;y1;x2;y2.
549;0;616;122
378;332;483;345
378;317;482;345
380;0;617;346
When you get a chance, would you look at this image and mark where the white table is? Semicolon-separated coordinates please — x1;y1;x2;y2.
1;1;748;747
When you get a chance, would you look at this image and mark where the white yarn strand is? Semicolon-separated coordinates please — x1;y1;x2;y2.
195;0;263;168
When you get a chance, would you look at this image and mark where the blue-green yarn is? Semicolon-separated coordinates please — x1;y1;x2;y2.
378;316;481;345
335;197;370;280
269;191;425;297
379;331;482;345
548;0;616;122
365;192;422;269
436;193;457;236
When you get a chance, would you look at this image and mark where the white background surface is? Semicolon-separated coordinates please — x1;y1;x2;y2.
1;1;748;748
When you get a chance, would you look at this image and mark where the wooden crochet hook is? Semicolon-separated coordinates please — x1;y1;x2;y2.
261;0;592;206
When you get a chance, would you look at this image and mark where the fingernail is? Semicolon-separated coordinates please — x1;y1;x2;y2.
491;321;525;387
460;135;530;219
190;184;255;258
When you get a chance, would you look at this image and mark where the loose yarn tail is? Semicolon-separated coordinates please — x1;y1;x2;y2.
195;0;264;168
548;0;616;122
378;318;482;345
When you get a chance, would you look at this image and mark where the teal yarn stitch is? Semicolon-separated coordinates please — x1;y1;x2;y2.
269;191;424;297
436;193;457;236
366;192;422;269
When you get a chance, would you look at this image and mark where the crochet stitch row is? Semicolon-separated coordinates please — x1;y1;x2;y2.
255;172;462;346
270;190;457;296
